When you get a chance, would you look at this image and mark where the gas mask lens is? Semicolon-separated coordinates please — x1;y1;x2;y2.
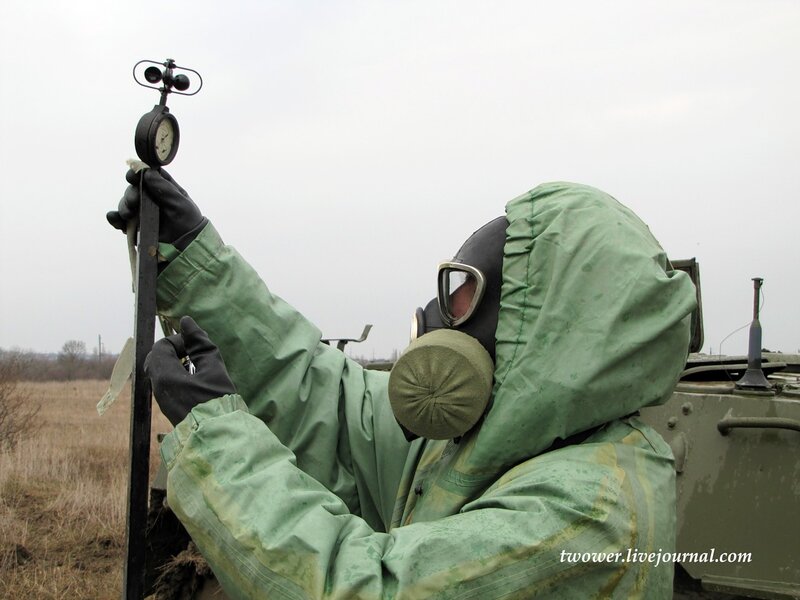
410;264;486;343
437;262;486;327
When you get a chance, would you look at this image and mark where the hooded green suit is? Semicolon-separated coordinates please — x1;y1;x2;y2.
157;182;696;599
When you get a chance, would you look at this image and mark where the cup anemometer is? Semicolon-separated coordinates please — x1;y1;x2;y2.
132;58;203;168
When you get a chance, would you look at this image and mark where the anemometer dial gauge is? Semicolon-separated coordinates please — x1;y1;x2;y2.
134;106;180;167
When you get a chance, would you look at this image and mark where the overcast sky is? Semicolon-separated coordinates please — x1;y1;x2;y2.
1;1;798;362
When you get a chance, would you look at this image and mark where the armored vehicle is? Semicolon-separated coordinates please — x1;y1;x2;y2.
639;260;800;600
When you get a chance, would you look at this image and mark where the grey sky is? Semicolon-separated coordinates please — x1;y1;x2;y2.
1;1;798;361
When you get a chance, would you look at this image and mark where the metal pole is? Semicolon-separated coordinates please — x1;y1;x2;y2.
747;278;763;371
735;277;771;390
122;189;159;599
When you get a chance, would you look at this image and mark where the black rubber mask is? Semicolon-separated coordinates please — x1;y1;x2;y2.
411;216;507;360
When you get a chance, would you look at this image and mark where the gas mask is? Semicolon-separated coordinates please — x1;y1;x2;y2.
410;216;507;360
394;216;507;440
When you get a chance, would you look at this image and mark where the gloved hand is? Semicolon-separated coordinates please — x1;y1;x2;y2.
107;168;207;250
145;316;236;426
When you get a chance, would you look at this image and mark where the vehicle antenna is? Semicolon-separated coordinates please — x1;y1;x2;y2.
735;278;772;390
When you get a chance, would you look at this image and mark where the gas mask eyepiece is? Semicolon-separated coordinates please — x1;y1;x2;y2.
410;216;507;359
437;261;486;327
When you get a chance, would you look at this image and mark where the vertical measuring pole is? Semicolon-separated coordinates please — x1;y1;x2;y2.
123;190;159;599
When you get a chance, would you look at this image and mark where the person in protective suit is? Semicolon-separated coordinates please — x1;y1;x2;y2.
108;169;697;599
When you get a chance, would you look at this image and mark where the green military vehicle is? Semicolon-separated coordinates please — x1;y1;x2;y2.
638;260;800;600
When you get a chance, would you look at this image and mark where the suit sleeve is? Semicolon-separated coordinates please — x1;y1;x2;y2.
155;222;409;530
161;398;672;599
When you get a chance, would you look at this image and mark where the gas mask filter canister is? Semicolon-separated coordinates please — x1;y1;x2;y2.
388;329;494;440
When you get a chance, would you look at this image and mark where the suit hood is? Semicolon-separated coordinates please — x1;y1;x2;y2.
454;181;696;477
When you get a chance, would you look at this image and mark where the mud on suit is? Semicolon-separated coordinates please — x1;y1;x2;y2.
154;182;697;599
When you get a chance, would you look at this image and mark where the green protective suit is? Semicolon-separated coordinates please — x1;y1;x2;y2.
156;182;696;599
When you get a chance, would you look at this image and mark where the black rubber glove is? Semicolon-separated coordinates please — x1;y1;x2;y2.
145;316;236;427
107;169;207;250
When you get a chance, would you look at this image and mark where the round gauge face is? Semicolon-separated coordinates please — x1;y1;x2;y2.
154;118;175;162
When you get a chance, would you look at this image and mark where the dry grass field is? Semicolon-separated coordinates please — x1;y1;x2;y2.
0;380;170;599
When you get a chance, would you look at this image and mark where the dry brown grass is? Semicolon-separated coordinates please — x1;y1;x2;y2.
0;380;170;599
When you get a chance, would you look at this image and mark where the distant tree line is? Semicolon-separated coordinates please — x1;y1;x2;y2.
0;340;118;382
349;350;398;372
